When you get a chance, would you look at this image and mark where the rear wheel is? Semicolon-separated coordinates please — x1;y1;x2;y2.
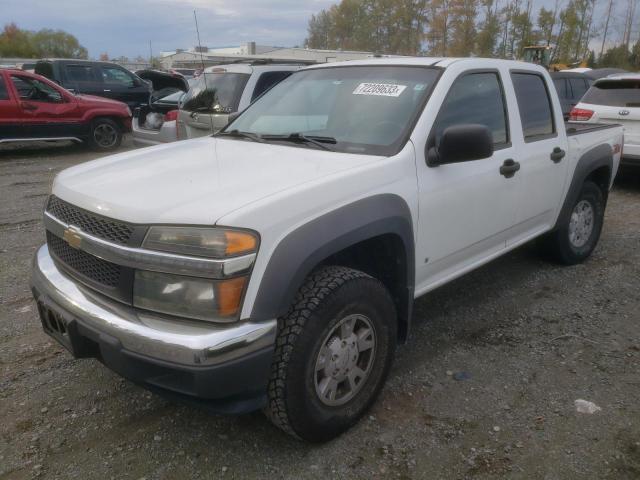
264;266;397;442
540;181;605;264
88;118;122;151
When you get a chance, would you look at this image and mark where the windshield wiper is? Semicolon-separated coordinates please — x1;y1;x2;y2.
261;133;337;151
216;129;265;143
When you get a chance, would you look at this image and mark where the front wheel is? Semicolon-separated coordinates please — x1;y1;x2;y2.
88;118;122;151
264;266;397;442
540;180;605;265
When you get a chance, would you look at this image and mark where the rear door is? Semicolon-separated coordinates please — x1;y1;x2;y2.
508;71;569;244
0;72;25;139
8;73;81;139
61;63;102;96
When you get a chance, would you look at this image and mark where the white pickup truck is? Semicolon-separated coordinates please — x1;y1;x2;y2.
31;58;623;442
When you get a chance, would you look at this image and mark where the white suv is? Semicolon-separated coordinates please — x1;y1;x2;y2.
571;73;640;166
177;61;306;138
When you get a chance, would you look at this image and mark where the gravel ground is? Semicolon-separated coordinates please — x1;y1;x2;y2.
1;139;639;480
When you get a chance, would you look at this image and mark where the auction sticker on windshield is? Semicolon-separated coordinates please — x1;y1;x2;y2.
353;83;407;97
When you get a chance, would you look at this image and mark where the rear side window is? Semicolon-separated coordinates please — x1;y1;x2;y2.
251;71;292;102
35;62;54;80
581;79;640;107
553;78;568;99
433;72;509;146
569;78;589;100
511;73;555;140
0;76;8;100
65;65;99;83
102;66;135;87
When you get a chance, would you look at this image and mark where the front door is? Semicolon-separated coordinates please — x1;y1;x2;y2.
100;65;146;108
8;74;81;139
0;73;25;139
415;71;520;293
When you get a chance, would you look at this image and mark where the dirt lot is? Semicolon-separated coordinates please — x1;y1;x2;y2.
1;139;639;480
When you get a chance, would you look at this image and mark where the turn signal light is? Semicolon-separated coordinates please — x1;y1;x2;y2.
569;108;594;121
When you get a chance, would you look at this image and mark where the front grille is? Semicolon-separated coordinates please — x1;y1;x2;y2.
46;196;135;245
47;231;121;287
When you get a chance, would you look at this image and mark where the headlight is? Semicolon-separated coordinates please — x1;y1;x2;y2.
134;270;247;322
143;226;258;258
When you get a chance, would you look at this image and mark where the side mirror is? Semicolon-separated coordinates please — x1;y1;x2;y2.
427;124;494;166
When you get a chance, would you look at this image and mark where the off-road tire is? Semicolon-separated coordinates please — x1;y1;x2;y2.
540;180;605;265
264;265;397;442
88;117;122;151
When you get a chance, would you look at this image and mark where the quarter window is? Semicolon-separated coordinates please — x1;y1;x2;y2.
434;72;509;146
511;73;555;140
251;71;292;102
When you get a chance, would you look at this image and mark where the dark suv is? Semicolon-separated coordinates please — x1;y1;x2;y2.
35;59;151;109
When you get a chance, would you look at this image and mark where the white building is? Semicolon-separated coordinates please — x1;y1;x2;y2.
159;42;376;69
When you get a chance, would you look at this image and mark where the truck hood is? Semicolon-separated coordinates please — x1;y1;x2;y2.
53;137;381;225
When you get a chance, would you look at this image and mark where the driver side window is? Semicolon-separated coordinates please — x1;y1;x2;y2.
433;72;509;147
10;75;63;103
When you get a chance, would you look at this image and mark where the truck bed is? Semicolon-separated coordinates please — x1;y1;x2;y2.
565;122;619;136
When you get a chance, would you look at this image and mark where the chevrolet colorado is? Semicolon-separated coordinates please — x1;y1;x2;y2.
31;58;623;442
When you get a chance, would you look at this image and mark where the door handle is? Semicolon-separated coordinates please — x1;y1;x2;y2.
499;159;520;178
21;102;38;111
103;89;111;92
550;147;565;163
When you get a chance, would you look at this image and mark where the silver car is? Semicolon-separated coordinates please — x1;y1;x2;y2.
178;62;304;139
132;90;185;146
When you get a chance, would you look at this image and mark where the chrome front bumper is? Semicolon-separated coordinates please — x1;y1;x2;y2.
31;244;277;368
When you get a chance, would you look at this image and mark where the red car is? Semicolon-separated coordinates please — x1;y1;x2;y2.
0;69;131;150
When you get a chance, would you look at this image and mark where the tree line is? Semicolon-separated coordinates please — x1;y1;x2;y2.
0;23;87;59
305;0;640;69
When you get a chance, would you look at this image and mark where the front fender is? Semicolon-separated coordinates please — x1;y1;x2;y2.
250;194;415;330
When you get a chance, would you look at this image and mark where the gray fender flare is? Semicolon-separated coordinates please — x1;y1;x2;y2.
250;194;415;338
553;143;613;230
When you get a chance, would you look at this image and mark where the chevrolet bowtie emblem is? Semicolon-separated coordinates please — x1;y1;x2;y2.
63;228;82;249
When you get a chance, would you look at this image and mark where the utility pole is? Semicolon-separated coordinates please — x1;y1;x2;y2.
149;40;153;67
599;0;613;58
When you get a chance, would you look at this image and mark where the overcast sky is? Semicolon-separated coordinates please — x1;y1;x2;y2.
2;0;336;58
0;0;633;59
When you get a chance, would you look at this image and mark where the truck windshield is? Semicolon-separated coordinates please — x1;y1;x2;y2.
225;66;440;155
181;72;250;114
581;79;640;107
